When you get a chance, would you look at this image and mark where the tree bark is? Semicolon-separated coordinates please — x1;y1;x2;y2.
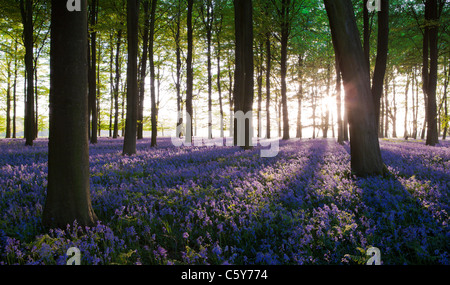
138;0;150;140
149;0;158;147
371;0;389;135
324;0;384;176
296;54;303;139
186;0;194;144
265;33;271;139
123;0;139;155
335;53;343;144
233;0;254;148
88;0;98;144
20;0;35;146
424;0;439;146
43;0;98;228
6;60;11;138
280;0;290;140
113;29;122;139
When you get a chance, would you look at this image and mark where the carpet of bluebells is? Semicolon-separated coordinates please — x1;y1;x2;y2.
0;137;449;265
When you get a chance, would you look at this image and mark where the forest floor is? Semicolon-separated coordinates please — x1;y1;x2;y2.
0;137;449;265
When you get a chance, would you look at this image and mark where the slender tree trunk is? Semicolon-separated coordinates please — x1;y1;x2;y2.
412;66;417;139
123;0;139;155
217;39;224;138
443;58;449;139
257;45;263;138
265;33;271;139
392;77;397;137
88;0;98;144
335;53;343;144
113;29;122;139
324;0;384;176
186;0;194;144
13;41;18;138
20;0;35;146
385;75;389;137
296;54;303;139
109;33;114;138
175;2;183;138
280;0;290;140
138;0;150;140
363;1;370;72
404;72;410;139
6;60;12;138
149;0;158;147
372;0;389;135
34;62;38;138
43;0;98;228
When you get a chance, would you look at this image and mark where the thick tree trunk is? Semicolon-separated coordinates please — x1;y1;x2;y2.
43;0;98;228
324;0;384;176
424;0;439;146
123;0;139;155
233;0;254;148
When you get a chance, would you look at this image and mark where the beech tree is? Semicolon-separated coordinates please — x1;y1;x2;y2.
43;0;98;228
233;0;253;148
324;0;384;176
123;0;139;155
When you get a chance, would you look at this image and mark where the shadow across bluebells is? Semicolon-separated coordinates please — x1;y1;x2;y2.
352;140;450;264
0;137;449;265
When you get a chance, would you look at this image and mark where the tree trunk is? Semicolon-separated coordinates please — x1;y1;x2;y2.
265;33;271;139
443;58;449;139
372;0;389;135
109;33;114;138
335;53;343;144
424;0;439;146
88;0;98;144
280;0;290;140
20;0;35;146
123;0;139;155
113;29;122;139
43;0;98;228
363;0;370;72
404;72;410;139
13;41;18;138
149;0;158;147
217;37;224;138
257;44;263;138
392;77;397;138
186;0;194;144
138;0;150;140
324;0;384;176
175;1;183;138
296;54;303;139
6;60;11;138
233;0;254;148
